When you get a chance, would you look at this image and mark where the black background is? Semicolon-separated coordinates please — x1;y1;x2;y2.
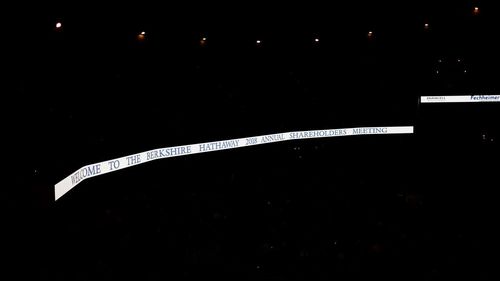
5;1;500;280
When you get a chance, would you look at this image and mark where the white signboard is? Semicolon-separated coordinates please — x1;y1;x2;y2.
421;95;500;103
55;126;414;201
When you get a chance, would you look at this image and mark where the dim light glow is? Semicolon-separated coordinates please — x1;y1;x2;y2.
137;32;146;41
200;37;207;46
314;38;319;42
256;40;261;44
55;22;62;28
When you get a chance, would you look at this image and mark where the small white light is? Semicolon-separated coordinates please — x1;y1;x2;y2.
55;22;62;29
256;40;261;44
457;58;461;62
202;37;207;41
464;69;467;73
424;23;429;28
140;31;146;35
314;38;319;42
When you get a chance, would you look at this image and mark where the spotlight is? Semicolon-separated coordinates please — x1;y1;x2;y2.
137;31;146;41
200;37;207;46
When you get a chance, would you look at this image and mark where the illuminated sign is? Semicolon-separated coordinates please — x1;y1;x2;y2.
54;126;414;201
421;95;500;103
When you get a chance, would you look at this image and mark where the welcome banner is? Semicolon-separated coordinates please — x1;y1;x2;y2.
55;126;414;201
421;95;500;103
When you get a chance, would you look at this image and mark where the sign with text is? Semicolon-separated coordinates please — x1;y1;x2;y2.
55;126;414;201
421;95;500;103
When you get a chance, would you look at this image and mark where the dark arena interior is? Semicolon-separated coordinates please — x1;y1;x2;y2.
5;1;500;280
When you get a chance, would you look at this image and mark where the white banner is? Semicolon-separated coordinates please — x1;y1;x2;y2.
54;126;414;201
421;95;500;103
